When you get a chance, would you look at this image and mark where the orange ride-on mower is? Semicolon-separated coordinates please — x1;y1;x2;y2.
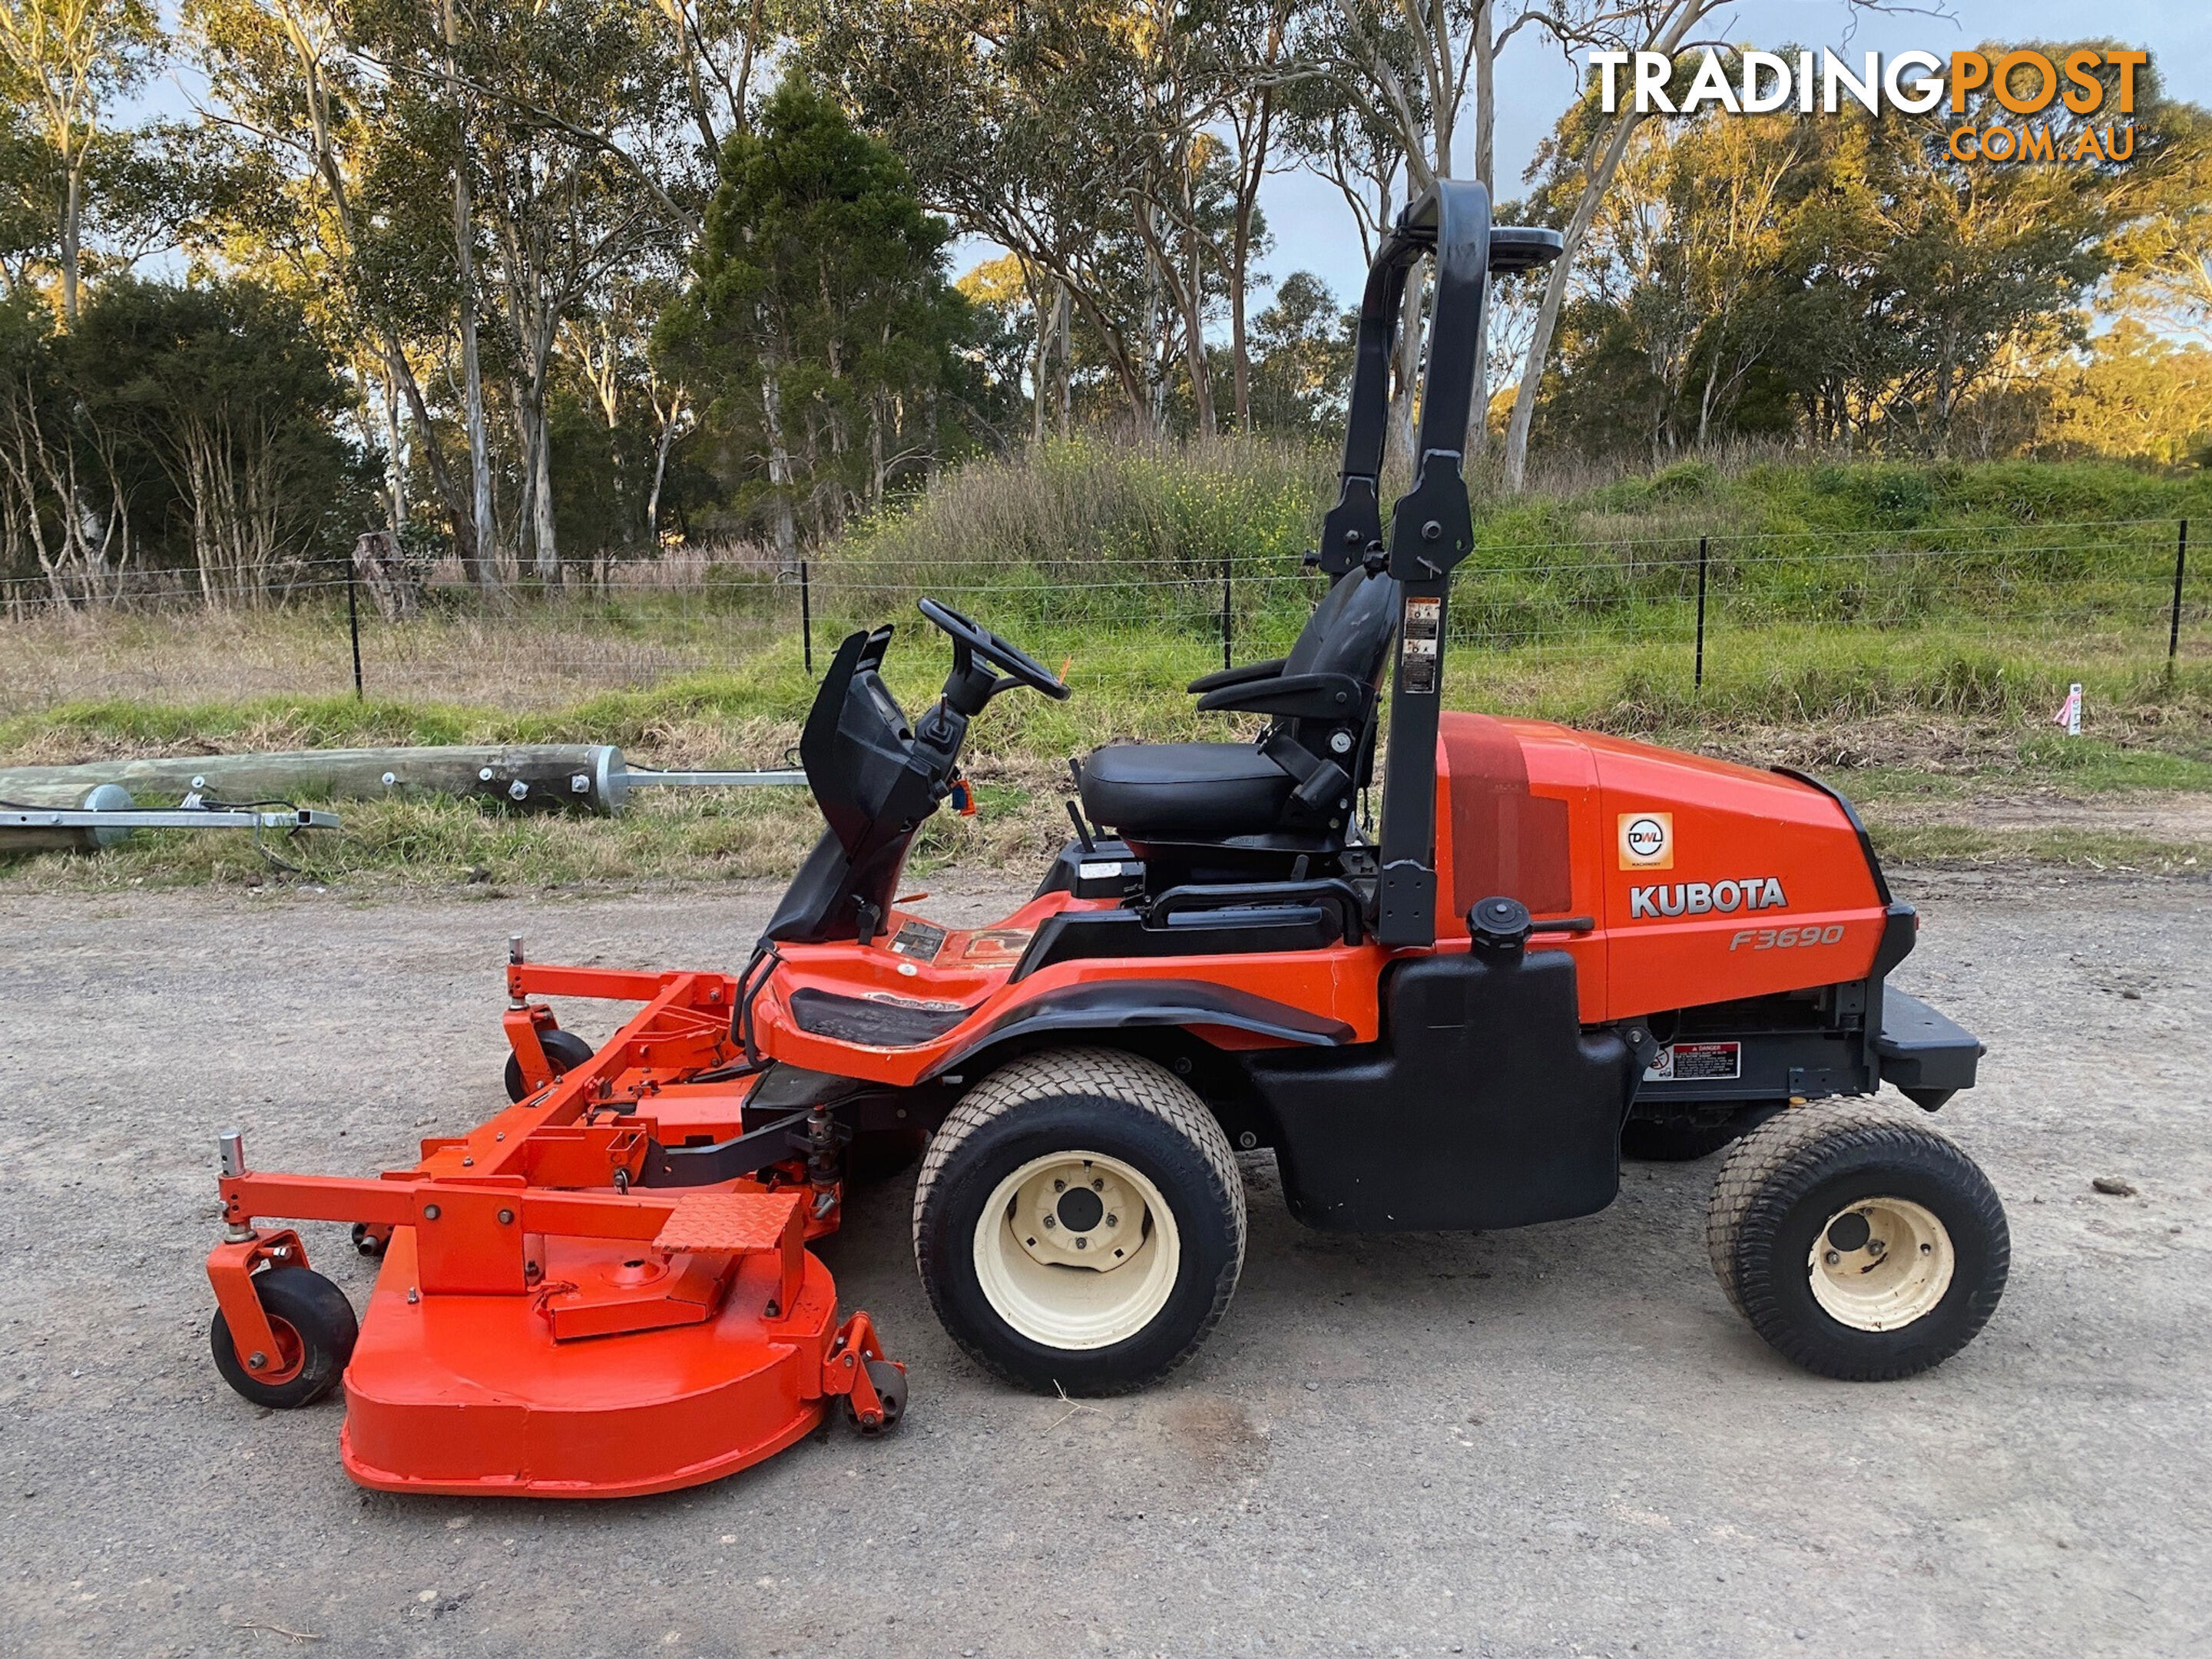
205;183;2005;1497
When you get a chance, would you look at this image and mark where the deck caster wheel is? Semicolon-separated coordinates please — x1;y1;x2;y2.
210;1266;359;1409
350;1222;389;1259
1707;1103;2008;1381
913;1047;1244;1396
849;1359;908;1435
504;1028;594;1102
1624;1103;1781;1162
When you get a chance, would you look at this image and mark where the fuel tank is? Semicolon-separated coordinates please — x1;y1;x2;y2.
1431;711;1890;1024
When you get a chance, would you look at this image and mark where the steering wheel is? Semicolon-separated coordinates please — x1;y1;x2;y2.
918;598;1071;701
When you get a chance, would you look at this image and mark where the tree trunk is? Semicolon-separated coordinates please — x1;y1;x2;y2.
761;362;798;574
1473;0;1495;191
531;391;558;582
1029;273;1052;446
1229;92;1272;434
453;175;496;589
391;345;480;576
59;163;81;328
1385;275;1422;479
1053;284;1073;436
647;385;684;545
379;356;408;531
1502;104;1648;492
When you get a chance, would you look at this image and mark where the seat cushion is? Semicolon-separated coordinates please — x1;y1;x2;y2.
1081;742;1295;841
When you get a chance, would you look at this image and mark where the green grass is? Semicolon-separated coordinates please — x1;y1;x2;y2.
12;445;2212;890
1868;823;2212;874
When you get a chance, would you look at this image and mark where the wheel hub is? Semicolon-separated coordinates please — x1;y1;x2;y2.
1807;1196;1955;1331
972;1151;1181;1349
1011;1158;1141;1270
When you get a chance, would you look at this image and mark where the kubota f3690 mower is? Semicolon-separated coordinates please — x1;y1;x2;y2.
206;183;2004;1498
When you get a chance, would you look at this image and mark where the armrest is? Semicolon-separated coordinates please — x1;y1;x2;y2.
1186;656;1286;695
1194;671;1370;720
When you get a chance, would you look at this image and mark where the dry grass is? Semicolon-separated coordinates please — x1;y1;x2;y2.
0;601;790;719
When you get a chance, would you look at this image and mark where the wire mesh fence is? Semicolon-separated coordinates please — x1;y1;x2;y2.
2;518;2199;704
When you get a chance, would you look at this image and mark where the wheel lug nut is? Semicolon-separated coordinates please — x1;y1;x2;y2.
1823;1250;1840;1266
1092;1178;1104;1190
1075;1237;1088;1250
247;1351;267;1369
1105;1214;1118;1227
1053;1179;1065;1192
1042;1216;1056;1229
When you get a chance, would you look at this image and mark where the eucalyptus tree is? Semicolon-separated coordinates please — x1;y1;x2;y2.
0;0;163;323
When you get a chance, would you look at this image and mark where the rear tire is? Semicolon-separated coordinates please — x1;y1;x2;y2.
210;1267;359;1409
913;1047;1244;1395
1623;1103;1780;1162
1707;1103;2008;1381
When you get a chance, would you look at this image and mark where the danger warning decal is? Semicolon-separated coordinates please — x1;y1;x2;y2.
1399;596;1442;694
1644;1041;1741;1083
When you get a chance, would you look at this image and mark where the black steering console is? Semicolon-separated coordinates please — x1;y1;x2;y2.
918;598;1070;716
763;600;1066;946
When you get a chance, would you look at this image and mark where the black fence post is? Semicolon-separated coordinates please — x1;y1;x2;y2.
800;559;813;677
2170;519;2188;675
1220;555;1232;671
345;550;363;700
1693;535;1709;692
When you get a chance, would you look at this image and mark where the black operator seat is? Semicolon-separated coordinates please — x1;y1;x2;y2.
1078;565;1399;848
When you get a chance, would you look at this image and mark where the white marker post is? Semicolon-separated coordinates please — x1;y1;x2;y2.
2052;683;2084;737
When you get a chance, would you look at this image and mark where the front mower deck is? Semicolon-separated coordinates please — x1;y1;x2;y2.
207;959;901;1498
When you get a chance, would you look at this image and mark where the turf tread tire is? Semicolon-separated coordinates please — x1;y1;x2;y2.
1707;1101;2008;1379
913;1047;1244;1395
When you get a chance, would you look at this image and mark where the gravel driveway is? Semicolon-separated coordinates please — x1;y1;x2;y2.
1;867;2204;1657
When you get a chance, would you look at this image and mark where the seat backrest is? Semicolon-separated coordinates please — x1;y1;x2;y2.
1283;567;1398;689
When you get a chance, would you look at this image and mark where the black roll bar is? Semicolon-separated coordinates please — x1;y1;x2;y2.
1331;181;1561;947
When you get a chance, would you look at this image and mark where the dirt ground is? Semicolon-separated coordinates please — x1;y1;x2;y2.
2;866;2206;1658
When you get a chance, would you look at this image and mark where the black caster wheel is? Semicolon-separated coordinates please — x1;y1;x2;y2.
210;1267;359;1409
504;1028;594;1102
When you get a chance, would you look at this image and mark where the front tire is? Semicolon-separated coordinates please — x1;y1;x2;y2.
913;1048;1244;1395
1707;1103;2008;1381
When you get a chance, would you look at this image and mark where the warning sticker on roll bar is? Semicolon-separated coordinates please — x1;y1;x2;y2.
1643;1041;1741;1082
1401;597;1442;694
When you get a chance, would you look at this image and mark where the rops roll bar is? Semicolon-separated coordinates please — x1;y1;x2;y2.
1316;182;1560;946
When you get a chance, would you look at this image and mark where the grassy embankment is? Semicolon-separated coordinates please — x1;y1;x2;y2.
7;441;2212;891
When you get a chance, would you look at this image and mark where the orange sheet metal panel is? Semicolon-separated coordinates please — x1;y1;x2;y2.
1583;730;1884;1018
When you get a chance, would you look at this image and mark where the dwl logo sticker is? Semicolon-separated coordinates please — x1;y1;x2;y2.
1618;812;1673;869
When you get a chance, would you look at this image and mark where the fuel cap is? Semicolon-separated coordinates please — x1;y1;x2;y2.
1469;895;1533;952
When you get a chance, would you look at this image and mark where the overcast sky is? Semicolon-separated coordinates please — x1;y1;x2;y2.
1207;1;2207;314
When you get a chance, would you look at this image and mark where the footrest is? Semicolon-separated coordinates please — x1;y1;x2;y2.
654;1190;805;1254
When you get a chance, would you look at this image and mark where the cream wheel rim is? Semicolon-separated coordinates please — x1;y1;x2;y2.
1808;1196;1955;1331
972;1151;1181;1349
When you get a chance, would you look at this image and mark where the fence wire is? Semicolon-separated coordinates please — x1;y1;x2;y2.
2;519;2200;699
